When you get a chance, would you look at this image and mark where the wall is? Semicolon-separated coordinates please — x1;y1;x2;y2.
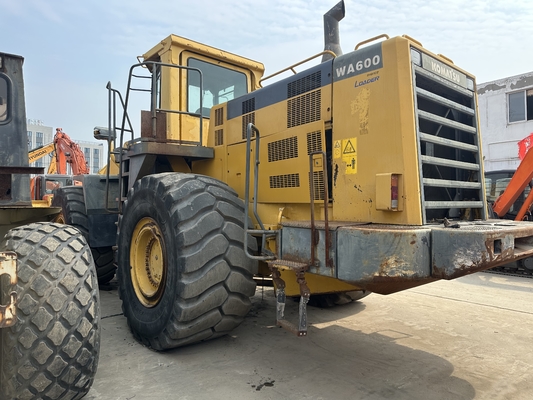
477;72;533;172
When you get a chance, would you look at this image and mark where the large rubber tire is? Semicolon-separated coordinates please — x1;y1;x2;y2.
0;222;100;399
52;186;116;284
117;173;258;350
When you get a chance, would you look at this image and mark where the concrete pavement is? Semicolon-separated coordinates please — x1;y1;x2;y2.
87;272;533;400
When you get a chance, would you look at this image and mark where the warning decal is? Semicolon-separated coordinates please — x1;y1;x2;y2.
342;137;357;174
333;140;342;159
343;140;356;154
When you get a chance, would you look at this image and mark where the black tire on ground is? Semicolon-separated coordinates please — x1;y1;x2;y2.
117;173;258;350
52;186;116;284
0;222;100;399
307;290;371;308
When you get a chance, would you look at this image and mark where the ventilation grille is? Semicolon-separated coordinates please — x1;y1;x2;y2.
288;71;322;98
268;136;298;162
307;131;323;154
287;90;321;128
412;60;484;223
242;112;256;139
214;108;224;126
270;174;300;188
312;171;325;200
215;129;223;146
242;98;256;114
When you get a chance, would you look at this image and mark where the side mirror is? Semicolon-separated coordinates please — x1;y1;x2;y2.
94;126;114;141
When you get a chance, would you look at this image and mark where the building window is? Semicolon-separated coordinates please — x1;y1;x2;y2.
93;148;100;168
35;131;43;147
508;89;533;123
27;131;32;148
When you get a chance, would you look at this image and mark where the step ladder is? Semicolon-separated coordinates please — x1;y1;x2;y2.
243;123;331;336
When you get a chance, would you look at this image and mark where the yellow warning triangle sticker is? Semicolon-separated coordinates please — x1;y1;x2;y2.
343;140;356;154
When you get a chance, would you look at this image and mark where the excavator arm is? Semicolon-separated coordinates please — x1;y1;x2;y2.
492;144;533;220
54;128;90;175
30;128;89;201
28;142;55;164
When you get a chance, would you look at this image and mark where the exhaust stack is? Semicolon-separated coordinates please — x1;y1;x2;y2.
322;0;345;62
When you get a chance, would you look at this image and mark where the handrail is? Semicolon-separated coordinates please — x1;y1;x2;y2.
259;50;337;87
402;34;422;47
120;61;204;147
105;61;206;212
243;122;277;261
354;34;389;50
309;151;332;268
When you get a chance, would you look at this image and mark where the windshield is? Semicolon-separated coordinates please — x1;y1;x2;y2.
187;58;247;118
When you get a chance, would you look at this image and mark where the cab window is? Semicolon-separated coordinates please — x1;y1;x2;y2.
0;75;8;123
187;58;247;118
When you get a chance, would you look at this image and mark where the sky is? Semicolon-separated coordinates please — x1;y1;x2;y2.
2;0;533;143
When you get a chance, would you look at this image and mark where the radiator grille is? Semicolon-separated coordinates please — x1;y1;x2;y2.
268;136;298;162
270;174;300;188
214;108;224;126
288;71;322;98
287;90;321;128
215;129;223;146
312;171;325;200
242;98;255;114
413;55;484;223
242;112;256;139
307;131;323;154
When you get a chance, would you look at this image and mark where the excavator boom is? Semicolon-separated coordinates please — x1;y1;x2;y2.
29;128;89;201
492;143;533;220
28;142;55;164
54;128;90;175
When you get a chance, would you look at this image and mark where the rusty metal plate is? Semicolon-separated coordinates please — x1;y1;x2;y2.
336;225;433;294
0;251;17;328
432;220;533;279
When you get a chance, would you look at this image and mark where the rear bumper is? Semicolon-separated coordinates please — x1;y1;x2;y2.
279;220;533;295
431;220;533;279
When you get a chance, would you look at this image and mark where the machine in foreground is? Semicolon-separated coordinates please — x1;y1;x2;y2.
54;1;533;349
0;52;100;399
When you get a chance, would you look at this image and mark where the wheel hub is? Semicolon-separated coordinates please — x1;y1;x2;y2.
130;217;166;307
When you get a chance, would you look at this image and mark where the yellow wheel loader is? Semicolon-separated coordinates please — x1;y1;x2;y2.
55;1;533;349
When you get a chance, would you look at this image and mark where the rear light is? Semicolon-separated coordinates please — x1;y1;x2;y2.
376;173;401;211
391;174;399;210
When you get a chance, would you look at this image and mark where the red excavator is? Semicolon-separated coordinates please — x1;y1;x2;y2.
487;137;533;275
491;141;533;221
29;128;89;202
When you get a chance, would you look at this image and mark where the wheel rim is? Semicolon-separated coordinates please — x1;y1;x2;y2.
130;217;166;307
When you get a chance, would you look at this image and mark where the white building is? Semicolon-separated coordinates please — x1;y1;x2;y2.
27;120;104;173
27;119;53;170
477;72;533;172
79;140;104;174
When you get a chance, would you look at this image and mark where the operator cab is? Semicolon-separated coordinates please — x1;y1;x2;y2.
138;35;265;144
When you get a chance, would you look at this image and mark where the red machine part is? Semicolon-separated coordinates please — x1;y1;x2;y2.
53;128;90;175
492;141;533;221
